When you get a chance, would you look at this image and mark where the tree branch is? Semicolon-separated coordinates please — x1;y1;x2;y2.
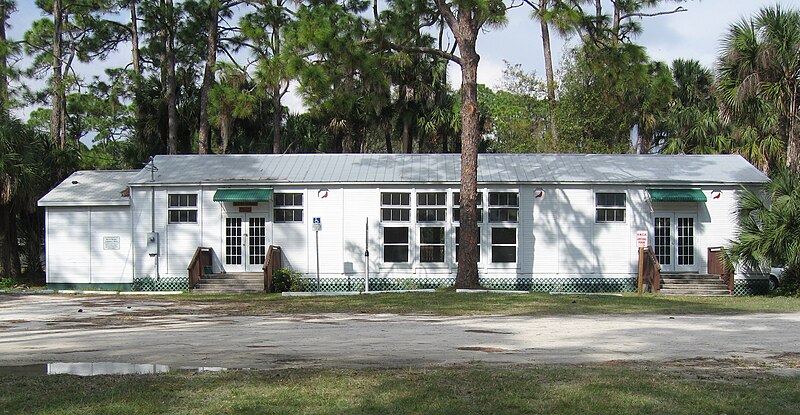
386;41;461;65
621;6;687;21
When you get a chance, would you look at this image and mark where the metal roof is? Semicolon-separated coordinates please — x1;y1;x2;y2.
126;153;769;186
38;170;137;207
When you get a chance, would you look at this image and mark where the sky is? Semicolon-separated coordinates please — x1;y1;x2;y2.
7;0;787;116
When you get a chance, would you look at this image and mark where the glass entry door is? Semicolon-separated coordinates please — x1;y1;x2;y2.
225;215;268;272
653;213;697;272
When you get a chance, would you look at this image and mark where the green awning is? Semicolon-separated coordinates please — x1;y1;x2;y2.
648;189;707;203
213;188;272;202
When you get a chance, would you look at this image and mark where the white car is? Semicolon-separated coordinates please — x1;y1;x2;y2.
769;267;784;290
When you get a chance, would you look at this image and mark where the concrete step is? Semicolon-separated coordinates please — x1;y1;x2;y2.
659;288;731;296
660;284;729;290
193;288;264;294
203;273;263;281
661;278;724;285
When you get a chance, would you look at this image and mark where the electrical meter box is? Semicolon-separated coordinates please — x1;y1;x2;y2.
146;232;159;257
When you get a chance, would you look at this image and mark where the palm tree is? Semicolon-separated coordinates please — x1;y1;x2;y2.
0;115;48;279
717;6;800;172
728;170;800;291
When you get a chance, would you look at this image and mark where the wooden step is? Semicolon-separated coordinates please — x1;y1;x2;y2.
658;273;731;296
193;272;265;293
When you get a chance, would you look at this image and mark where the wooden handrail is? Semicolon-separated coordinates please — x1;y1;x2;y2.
187;247;213;289
263;245;282;292
708;247;734;294
638;246;661;294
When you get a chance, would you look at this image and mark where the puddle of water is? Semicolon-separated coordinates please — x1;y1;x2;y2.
0;362;235;377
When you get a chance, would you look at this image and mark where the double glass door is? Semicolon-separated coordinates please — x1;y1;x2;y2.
225;215;268;272
653;213;697;272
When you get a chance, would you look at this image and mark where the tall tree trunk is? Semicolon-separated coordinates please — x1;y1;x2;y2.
0;1;8;114
787;89;799;172
271;23;283;154
130;0;141;80
272;87;281;153
165;0;178;155
385;125;393;153
455;37;481;289
0;203;20;279
198;2;218;155
51;0;64;147
538;0;558;146
402;115;412;153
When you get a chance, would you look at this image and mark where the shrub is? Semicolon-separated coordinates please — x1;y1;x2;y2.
271;268;308;293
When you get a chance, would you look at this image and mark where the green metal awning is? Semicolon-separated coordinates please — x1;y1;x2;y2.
213;188;272;202
648;189;707;203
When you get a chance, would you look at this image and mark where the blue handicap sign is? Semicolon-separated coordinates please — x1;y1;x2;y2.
313;217;321;224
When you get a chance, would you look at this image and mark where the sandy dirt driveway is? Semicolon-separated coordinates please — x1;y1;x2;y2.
1;295;799;370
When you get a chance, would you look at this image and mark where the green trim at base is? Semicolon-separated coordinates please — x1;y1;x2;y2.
734;279;770;296
47;283;133;291
302;277;637;293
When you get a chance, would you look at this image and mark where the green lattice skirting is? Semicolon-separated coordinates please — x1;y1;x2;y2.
303;276;637;293
733;279;770;296
132;277;189;291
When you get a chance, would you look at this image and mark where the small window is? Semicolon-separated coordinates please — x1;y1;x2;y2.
381;192;410;222
491;227;516;263
417;192;446;222
488;192;518;223
419;227;445;263
455;226;481;262
453;192;483;222
596;193;626;223
168;194;198;223
383;227;409;262
275;193;303;222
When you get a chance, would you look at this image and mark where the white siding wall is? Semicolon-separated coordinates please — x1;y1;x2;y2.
123;183;744;281
46;206;131;284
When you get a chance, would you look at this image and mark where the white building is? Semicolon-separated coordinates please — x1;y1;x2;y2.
37;153;770;294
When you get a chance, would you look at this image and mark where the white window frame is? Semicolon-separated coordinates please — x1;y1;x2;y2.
274;192;304;223
381;191;411;222
490;226;517;264
168;193;198;224
595;192;627;223
382;226;410;264
488;191;519;223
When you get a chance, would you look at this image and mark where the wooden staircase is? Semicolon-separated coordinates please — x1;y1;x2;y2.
193;272;264;293
658;273;731;296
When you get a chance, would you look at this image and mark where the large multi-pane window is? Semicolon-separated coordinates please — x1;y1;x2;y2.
452;192;483;222
596;193;626;223
381;192;410;221
488;192;518;222
491;227;516;263
383;227;409;262
417;192;446;222
274;193;303;222
168;194;198;223
419;227;445;263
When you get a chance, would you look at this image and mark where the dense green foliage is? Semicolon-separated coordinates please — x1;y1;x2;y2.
729;170;800;294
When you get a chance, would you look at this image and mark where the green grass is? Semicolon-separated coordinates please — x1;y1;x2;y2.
160;291;800;316
1;362;798;414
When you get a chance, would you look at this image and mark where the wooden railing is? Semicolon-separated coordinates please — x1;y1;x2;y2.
638;246;661;295
263;245;282;292
708;246;734;294
187;247;213;289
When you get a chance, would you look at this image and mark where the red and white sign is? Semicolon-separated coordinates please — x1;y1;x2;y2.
636;231;648;248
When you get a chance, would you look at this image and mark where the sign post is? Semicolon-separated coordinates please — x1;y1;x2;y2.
313;217;321;292
364;218;369;292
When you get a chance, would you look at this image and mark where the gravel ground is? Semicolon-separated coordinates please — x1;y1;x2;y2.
1;295;798;370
